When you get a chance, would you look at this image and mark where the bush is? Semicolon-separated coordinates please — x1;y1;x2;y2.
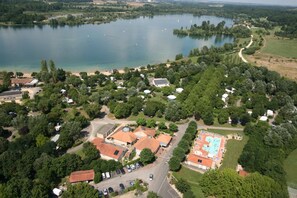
169;156;181;171
175;179;190;193
169;123;178;132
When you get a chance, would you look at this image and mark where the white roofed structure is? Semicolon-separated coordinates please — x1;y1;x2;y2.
176;88;184;93
167;95;176;100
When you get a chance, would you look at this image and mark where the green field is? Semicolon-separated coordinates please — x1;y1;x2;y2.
220;135;248;170
172;166;205;198
284;148;297;189
206;129;248;170
261;38;297;58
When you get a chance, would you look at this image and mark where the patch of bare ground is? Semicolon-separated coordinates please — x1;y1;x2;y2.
247;53;297;81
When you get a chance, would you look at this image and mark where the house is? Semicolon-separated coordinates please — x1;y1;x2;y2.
96;123;116;139
267;110;274;117
133;126;156;139
0;78;38;87
152;78;170;88
133;137;160;155
185;153;213;170
69;170;95;183
156;134;172;147
92;138;126;161
0;90;22;102
109;126;137;146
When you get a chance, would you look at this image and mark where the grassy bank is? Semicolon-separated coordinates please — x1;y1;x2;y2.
284;148;297;189
172;166;205;198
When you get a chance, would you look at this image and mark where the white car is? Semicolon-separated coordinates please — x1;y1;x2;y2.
102;173;106;180
103;189;108;195
149;174;153;181
106;172;110;179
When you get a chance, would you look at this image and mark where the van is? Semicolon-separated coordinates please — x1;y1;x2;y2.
106;172;111;179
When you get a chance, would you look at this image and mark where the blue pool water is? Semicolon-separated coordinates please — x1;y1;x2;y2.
203;136;221;156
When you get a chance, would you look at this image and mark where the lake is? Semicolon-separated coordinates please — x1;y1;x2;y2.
0;15;234;72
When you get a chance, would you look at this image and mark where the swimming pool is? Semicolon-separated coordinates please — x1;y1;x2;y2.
203;136;222;157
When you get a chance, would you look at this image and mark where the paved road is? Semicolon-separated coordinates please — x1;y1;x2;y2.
288;187;297;198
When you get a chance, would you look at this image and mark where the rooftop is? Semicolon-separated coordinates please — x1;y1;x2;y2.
134;126;156;137
97;123;116;135
69;170;95;183
134;137;160;153
0;90;22;97
156;134;172;145
187;153;213;168
92;138;125;160
111;127;137;143
153;78;169;86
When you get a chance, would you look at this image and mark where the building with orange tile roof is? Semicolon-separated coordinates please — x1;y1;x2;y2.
186;153;213;170
156;134;172;147
92;138;126;161
238;170;249;177
69;170;95;183
109;126;137;146
133;126;156;139
133;137;160;155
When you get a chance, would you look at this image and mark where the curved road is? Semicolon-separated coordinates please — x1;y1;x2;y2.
238;34;254;63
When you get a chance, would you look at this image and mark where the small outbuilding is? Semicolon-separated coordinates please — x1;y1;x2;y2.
144;90;151;94
176;88;184;93
259;116;268;122
52;188;62;196
167;95;176;100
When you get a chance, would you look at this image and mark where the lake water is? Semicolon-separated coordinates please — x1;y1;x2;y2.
0;15;234;72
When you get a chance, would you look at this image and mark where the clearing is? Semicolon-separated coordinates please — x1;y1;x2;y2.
172;166;205;198
284;148;297;189
246;32;297;80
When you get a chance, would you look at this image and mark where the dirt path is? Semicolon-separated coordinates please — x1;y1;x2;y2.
238;35;254;63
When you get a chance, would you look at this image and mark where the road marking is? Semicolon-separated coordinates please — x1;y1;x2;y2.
157;175;167;195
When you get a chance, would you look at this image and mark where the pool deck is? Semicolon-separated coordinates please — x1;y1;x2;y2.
191;130;226;168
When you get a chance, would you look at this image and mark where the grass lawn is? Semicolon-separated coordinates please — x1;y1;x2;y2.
261;37;297;58
220;134;248;170
284;148;297;189
75;148;85;159
172;166;205;198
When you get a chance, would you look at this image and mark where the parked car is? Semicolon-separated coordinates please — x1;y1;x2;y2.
126;165;132;173
120;168;126;174
106;172;110;179
116;169;121;175
136;162;140;168
103;189;108;195
102;173;106;180
119;183;125;190
149;174;153;181
108;187;114;193
130;164;136;170
98;190;103;197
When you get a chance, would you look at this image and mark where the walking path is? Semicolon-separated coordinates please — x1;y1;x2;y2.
238;34;254;63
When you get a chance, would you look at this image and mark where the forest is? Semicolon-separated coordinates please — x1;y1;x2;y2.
0;2;297;38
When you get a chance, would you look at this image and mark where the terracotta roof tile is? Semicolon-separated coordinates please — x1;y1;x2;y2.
156;134;172;145
111;129;137;144
69;170;95;183
187;153;213;168
134;137;160;153
92;138;125;160
134;126;156;137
